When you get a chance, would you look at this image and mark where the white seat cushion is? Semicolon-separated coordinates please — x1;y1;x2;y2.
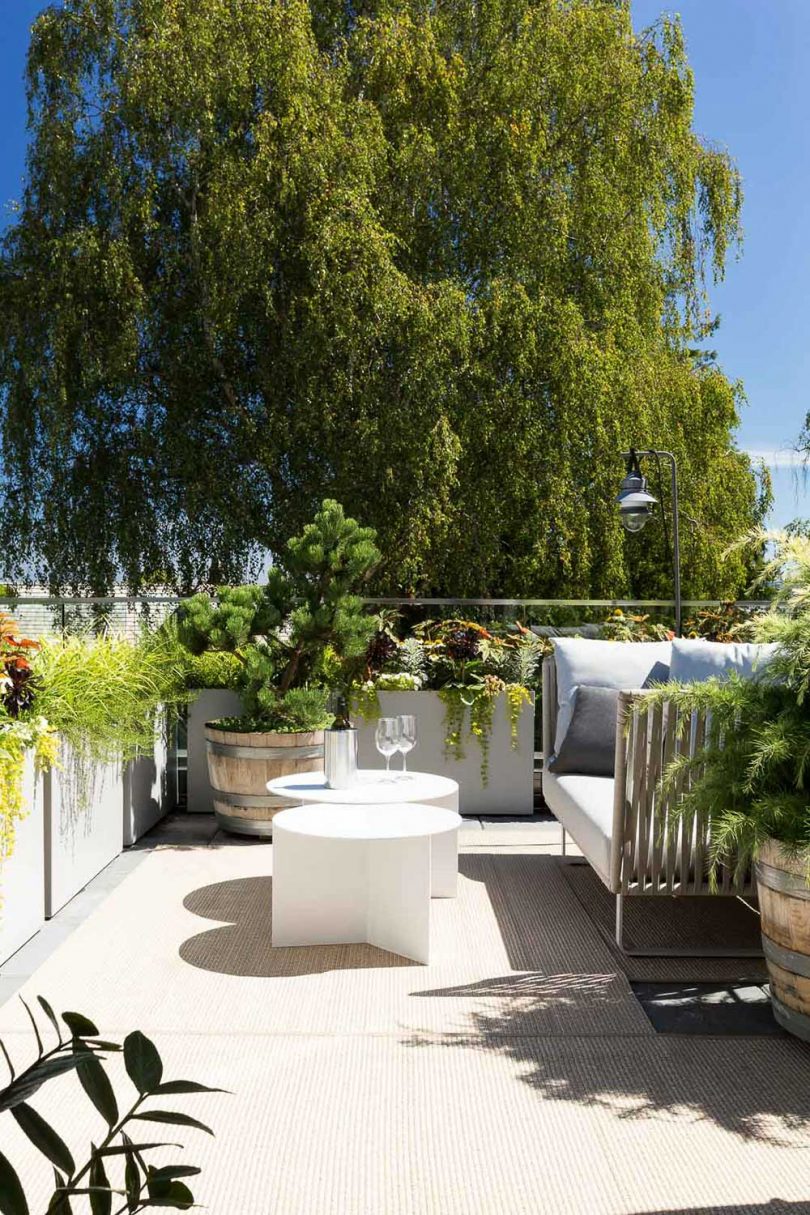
542;770;615;884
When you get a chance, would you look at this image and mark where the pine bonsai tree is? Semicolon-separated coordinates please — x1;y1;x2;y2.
176;501;379;731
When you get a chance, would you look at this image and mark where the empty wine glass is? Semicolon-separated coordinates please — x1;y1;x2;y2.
375;717;401;779
397;714;417;778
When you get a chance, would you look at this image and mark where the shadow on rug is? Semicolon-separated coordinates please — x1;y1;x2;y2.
179;876;416;976
560;859;767;983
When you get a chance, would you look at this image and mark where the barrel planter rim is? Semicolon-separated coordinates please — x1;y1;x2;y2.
205;723;325;837
756;836;810;1044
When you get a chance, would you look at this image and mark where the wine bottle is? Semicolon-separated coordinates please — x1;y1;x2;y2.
330;693;352;730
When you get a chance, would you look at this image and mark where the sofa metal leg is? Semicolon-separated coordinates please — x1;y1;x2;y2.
612;891;761;957
561;825;567;857
615;893;624;951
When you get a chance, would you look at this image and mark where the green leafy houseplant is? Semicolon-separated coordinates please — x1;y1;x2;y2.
175;501;380;733
646;532;810;880
356;618;541;784
0;996;223;1214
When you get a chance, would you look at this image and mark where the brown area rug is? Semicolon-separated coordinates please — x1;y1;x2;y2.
560;858;768;983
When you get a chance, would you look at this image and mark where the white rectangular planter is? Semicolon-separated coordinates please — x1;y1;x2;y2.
123;715;176;846
45;742;124;917
0;751;45;967
186;688;243;813
355;690;534;816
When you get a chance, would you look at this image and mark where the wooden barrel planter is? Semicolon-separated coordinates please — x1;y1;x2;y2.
756;839;810;1042
205;725;324;837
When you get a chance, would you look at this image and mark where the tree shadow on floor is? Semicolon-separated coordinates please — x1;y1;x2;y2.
405;854;810;1146
629;1204;808;1214
179;876;416;977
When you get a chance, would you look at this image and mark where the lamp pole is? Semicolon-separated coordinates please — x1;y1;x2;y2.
618;449;682;637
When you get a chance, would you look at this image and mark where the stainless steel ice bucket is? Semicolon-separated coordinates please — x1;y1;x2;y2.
324;727;358;789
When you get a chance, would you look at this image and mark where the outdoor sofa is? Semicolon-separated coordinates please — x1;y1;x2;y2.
541;637;775;954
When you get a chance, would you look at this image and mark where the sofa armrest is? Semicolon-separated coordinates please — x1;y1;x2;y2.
610;690;754;897
541;655;557;769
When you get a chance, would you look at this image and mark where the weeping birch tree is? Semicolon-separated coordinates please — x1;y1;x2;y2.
0;0;769;594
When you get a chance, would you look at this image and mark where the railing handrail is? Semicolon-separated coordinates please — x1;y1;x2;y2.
0;595;772;608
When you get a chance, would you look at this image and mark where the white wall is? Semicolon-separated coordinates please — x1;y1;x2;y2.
355;690;534;816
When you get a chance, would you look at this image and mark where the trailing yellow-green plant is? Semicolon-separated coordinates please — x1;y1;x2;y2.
0;717;57;868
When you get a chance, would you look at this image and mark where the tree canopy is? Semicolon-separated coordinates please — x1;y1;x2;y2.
0;0;769;595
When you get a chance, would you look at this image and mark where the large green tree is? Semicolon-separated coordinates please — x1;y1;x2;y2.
0;0;769;595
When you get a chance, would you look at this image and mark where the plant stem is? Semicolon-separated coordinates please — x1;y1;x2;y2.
60;1093;144;1195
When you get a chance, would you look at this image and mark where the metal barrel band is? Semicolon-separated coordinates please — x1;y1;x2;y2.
206;741;324;761
211;791;288;809
770;995;810;1043
762;934;810;979
213;809;277;838
756;860;810;900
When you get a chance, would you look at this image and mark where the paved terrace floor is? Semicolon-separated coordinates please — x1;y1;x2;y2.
1;814;809;1215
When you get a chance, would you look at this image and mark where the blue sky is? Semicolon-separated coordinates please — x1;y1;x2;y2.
0;1;808;525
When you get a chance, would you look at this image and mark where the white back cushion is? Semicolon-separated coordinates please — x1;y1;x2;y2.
551;638;672;753
669;639;778;683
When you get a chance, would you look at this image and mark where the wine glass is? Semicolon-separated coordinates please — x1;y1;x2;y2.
375;717;401;779
396;714;417;778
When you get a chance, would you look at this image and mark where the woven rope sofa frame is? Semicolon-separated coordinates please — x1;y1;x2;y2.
541;655;758;957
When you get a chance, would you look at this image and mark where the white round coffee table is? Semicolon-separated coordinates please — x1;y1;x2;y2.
267;769;459;811
271;803;461;964
267;769;460;899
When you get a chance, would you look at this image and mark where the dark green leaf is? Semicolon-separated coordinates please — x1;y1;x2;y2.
88;1151;113;1215
0;1147;28;1215
149;1166;201;1180
0;1054;94;1111
145;1179;194;1209
19;999;43;1059
98;1143;179;1156
153;1080;226;1095
76;1054;118;1127
46;1167;72;1214
0;1037;15;1080
122;1132;140;1210
37;997;62;1046
132;1111;213;1136
61;1012;99;1040
11;1102;75;1175
82;1041;121;1053
123;1031;163;1094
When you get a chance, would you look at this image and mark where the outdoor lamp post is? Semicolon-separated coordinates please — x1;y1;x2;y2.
616;448;682;636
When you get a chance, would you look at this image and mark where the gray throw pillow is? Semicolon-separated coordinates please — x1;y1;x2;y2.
548;685;619;777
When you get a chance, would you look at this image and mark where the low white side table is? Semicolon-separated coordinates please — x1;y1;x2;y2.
267;770;460;896
271;803;461;964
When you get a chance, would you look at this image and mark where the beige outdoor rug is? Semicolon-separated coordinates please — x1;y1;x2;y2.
0;841;808;1214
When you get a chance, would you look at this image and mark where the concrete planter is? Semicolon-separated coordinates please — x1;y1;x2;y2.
0;751;45;967
186;688;243;813
123;714;176;846
45;742;124;917
355;690;534;816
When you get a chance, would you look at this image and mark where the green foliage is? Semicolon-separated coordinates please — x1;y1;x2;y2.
32;631;188;765
646;531;810;879
360;615;536;781
181;649;244;691
175;500;378;731
0;0;767;597
0;996;223;1213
